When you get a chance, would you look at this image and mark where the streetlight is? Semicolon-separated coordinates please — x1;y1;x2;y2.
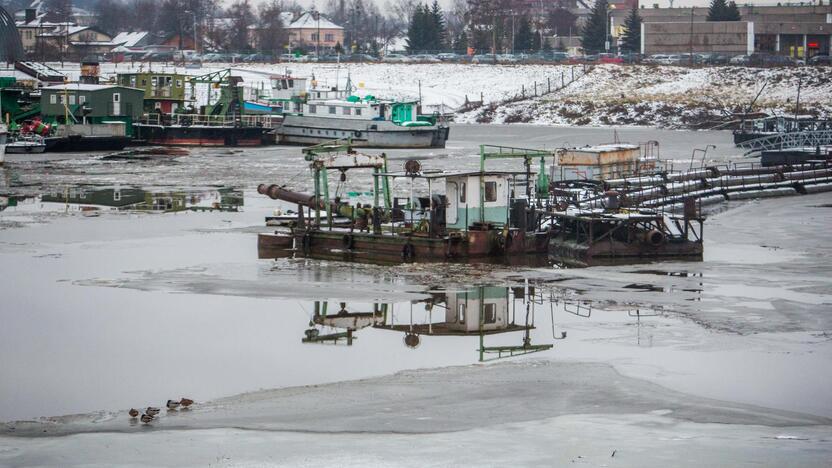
606;4;617;54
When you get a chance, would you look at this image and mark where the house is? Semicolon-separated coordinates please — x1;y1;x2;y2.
110;32;151;50
117;71;188;113
286;11;344;51
40;84;144;124
35;24;113;60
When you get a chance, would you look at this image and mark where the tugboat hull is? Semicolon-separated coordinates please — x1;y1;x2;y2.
278;115;449;149
44;135;130;152
133;125;268;147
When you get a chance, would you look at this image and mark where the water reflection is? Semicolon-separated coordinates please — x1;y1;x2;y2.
35;186;244;212
305;286;560;362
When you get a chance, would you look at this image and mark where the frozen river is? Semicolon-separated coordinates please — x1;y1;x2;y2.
1;124;831;465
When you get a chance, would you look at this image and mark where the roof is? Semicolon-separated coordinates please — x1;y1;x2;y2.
287;12;343;30
567;144;640;153
110;32;149;47
44;84;143;92
419;170;531;179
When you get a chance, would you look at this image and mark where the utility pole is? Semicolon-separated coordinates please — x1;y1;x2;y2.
688;7;695;65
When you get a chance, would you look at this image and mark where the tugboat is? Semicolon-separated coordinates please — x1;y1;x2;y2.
277;77;449;149
5;133;46;154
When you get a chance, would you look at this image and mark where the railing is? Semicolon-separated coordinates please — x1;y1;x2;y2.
738;129;832;155
137;113;282;128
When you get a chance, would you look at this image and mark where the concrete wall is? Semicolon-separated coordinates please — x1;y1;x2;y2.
642;21;753;55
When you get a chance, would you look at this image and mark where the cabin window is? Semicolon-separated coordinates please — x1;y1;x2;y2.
343;107;351;115
329;106;336;114
151;77;157;87
457;303;466;324
113;93;120;102
69;95;76;105
176;79;182;87
154;102;162;110
355;108;362;116
483;303;497;324
141;79;147;86
288;79;294;88
50;94;56;104
166;77;172;86
59;95;65;104
484;181;497;202
460;182;466;203
79;95;86;104
309;105;317;113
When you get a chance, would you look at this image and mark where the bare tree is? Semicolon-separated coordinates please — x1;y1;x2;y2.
256;0;288;55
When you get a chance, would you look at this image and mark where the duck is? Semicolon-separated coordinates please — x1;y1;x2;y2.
128;408;139;418
140;413;154;424
179;398;194;408
146;407;161;416
166;399;180;410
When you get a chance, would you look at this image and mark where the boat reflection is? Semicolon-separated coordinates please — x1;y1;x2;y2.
303;285;559;362
38;185;244;212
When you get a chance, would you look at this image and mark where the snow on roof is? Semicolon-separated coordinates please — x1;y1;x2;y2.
287;12;343;30
570;144;640;152
44;84;140;92
110;32;149;47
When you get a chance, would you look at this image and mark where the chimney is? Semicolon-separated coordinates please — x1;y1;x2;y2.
25;8;36;23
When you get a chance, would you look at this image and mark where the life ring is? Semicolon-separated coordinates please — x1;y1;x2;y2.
342;233;355;249
354;130;362;138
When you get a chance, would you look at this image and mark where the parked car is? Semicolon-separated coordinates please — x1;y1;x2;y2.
382;53;412;63
345;54;377;62
809;54;832;65
598;53;623;64
437;52;465;62
729;54;750;65
748;53;797;67
471;54;497;64
618;52;642;64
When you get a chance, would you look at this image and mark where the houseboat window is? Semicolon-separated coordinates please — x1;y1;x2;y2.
309;105;317;113
69;95;76;105
460;182;466;202
113;93;120;102
176;79;182;87
166;77;172;85
484;181;497;202
50;94;56;104
329;106;336;114
288;79;294;87
457;303;466;324
79;95;85;104
154;102;162;110
59;95;65;104
151;77;157;87
141;79;147;86
130;77;136;87
343;107;351;115
355;108;361;115
483;303;497;324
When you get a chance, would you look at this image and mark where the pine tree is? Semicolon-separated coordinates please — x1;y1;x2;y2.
619;6;641;53
406;4;427;52
707;0;727;21
514;16;533;52
430;0;448;51
581;0;609;54
724;1;741;21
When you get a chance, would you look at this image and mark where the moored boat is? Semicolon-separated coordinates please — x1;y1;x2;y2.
5;134;46;154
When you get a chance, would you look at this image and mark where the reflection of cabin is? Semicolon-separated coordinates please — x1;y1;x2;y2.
41;187;146;207
117;72;188;113
446;287;509;332
552;144;655;181
444;172;513;231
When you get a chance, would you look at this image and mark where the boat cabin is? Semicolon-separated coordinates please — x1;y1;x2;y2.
441;171;515;231
117;72;188;113
302;95;428;126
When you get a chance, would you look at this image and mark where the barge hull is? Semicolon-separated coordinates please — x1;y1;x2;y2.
278;115;449;149
133;125;267;147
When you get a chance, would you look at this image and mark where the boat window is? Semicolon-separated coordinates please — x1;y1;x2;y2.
485;181;497;202
343;107;351;115
151;77;157;87
483;303;497;324
288;79;294;88
141;79;146;86
329;106;336;114
309;105;317;113
50;94;56;104
355;108;361;116
176;79;182;88
458;303;466;324
460;182;466;202
79;95;85;104
166;77;172;85
69;95;76;105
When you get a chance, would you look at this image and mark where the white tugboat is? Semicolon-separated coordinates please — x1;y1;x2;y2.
276;78;449;148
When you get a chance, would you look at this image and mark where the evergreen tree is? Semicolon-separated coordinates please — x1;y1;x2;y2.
532;30;542;52
581;0;609;54
724;1;741;21
406;4;427;52
619;6;641;53
452;30;468;54
429;0;448;51
514;16;533;52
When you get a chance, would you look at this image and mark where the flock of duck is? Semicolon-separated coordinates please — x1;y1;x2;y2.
128;398;194;424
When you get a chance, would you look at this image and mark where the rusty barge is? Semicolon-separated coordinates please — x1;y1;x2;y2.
257;141;705;266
